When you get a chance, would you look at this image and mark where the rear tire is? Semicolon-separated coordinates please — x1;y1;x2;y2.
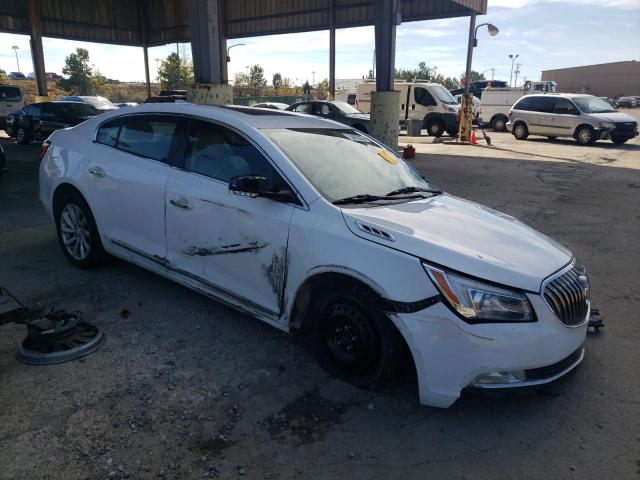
425;119;445;138
490;115;508;132
54;191;106;269
309;282;407;389
513;122;528;140
575;125;595;146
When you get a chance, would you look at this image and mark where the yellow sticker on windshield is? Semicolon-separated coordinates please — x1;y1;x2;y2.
378;149;398;164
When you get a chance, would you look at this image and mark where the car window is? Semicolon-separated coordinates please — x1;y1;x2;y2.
96;119;121;147
553;98;579;115
117;115;179;162
292;103;313;114
24;105;41;116
414;87;436;107
515;96;554;113
0;86;22;102
315;103;335;117
40;103;57;117
183;119;286;186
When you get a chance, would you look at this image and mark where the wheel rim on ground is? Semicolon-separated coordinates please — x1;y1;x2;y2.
319;301;378;376
60;204;91;260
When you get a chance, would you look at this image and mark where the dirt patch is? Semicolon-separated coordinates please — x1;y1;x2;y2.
262;388;356;445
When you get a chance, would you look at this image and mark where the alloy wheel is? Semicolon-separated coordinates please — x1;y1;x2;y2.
60;204;91;260
577;128;593;145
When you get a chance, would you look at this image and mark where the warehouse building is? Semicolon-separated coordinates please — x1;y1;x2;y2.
541;60;640;97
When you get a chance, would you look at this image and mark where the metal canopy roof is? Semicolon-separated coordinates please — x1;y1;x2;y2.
0;0;486;46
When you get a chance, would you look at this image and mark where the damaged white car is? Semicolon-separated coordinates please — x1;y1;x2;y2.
39;103;589;408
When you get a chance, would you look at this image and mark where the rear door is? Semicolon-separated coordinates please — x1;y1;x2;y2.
85;114;184;259
518;96;555;135
165;118;296;316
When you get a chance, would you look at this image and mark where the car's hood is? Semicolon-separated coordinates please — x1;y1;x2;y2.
341;194;572;292
589;111;636;123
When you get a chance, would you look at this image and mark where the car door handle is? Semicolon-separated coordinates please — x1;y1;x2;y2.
169;198;193;210
88;166;106;177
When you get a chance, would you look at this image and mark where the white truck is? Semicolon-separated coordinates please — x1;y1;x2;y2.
478;81;558;131
0;84;25;128
356;81;459;137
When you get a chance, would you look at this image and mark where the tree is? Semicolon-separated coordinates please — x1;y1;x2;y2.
460;70;486;85
233;72;249;87
157;52;194;90
431;73;459;90
247;65;267;89
317;78;329;98
272;72;283;92
59;48;98;94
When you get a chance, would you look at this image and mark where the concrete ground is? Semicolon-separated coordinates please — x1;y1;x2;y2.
1;116;639;480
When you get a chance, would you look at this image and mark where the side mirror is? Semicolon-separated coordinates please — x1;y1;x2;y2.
229;175;300;204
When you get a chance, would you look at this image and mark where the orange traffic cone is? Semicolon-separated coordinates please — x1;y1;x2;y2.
471;130;477;145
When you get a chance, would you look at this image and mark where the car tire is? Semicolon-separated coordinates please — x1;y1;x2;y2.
575;125;595;146
490;115;508;132
309;282;407;389
55;191;106;269
513;122;528;140
16;127;31;145
425;119;445;137
611;137;628;144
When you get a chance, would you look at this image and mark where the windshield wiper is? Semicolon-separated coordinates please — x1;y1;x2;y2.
332;194;386;205
385;186;442;197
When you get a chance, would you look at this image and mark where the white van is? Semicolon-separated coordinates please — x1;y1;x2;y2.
356;81;459;137
477;88;523;131
0;84;26;127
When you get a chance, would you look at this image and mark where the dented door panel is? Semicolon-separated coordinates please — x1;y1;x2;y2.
165;170;295;317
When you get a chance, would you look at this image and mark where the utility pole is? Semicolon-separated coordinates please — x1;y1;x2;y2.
12;45;20;72
490;67;495;80
514;63;521;86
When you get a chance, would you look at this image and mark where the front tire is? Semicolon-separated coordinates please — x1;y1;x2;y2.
16;127;31;145
55;191;105;269
575;125;595;145
310;283;407;389
425;119;445;138
513;122;528;140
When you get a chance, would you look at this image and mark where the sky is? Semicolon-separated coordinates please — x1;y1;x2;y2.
0;0;638;87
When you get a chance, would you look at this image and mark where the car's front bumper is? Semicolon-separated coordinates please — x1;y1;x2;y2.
389;293;587;408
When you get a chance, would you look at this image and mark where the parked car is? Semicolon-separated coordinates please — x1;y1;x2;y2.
252;102;289;110
59;95;118;111
39;103;591;408
5;101;101;144
286;100;370;133
27;72;36;80
0;143;6;178
0;84;26;127
357;81;459;137
46;72;61;80
450;80;508;98
8;72;26;80
115;102;138;107
616;97;635;108
507;94;638;145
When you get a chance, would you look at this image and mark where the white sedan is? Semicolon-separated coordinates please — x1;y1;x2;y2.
39;103;589;408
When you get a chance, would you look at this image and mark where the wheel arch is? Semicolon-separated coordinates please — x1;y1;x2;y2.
573;123;595;137
52;182;85;218
490;113;508;125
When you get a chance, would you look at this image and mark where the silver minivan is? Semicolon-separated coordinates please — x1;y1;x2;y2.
507;93;638;145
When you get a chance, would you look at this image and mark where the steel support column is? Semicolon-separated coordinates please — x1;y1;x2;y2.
143;46;151;98
27;0;47;99
188;0;227;84
328;0;336;100
138;1;151;98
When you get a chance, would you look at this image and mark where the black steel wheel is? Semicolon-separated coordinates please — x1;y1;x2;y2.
425;119;445;137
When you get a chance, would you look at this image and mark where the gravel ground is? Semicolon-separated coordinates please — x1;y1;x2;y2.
0;119;639;480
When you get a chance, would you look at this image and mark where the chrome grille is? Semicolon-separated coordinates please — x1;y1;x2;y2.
543;262;590;327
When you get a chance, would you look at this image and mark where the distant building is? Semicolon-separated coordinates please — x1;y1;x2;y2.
541;60;640;97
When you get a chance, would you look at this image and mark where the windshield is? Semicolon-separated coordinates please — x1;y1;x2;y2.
58;103;101;117
265;128;432;203
82;96;115;109
331;101;362;115
573;96;615;113
431;84;457;104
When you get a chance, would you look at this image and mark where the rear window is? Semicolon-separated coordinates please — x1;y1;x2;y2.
0;86;22;102
117;115;179;162
96;119;121;147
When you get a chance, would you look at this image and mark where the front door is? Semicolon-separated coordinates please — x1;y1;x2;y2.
165;119;295;316
548;97;580;137
84;114;183;259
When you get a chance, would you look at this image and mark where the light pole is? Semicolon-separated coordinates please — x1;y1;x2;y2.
12;45;20;72
509;54;519;87
460;19;499;142
311;71;315;86
514;62;521;86
226;43;246;62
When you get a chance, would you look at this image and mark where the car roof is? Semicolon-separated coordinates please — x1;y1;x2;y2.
93;102;351;130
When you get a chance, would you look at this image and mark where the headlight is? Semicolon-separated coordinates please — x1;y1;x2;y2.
598;121;615;129
423;263;536;323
